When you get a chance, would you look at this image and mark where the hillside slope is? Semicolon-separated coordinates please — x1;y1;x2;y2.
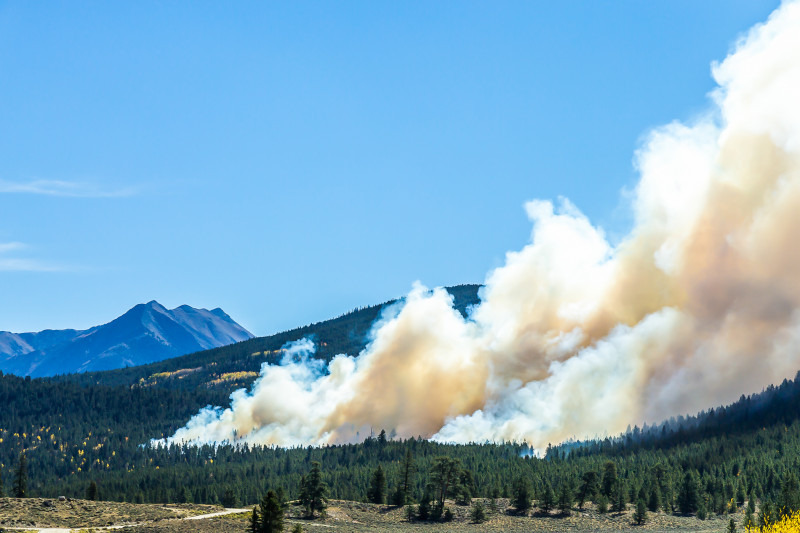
3;358;800;511
53;284;481;394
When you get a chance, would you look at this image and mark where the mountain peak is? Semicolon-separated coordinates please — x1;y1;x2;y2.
0;302;254;377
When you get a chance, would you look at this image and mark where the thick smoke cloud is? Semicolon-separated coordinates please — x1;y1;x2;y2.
166;1;800;450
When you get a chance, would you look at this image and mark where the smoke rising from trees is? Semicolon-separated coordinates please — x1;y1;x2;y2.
166;1;800;451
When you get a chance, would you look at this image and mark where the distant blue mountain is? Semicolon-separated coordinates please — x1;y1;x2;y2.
0;301;254;377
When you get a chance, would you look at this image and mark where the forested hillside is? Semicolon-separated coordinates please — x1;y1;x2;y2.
50;284;481;397
4;282;800;527
565;371;800;456
4;363;800;525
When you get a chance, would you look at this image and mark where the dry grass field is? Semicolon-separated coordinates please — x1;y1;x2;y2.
270;499;737;533
0;498;734;533
0;497;219;530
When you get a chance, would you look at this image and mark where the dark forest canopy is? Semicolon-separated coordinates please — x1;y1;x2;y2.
3;283;800;521
3;366;800;519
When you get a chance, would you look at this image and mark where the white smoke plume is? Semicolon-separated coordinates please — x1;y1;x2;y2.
166;1;800;450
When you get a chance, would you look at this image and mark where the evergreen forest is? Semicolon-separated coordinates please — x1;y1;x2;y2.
2;283;800;528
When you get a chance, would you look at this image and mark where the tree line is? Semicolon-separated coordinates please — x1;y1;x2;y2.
6;346;800;533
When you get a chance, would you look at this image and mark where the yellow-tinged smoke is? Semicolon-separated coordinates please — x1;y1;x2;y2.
165;1;800;450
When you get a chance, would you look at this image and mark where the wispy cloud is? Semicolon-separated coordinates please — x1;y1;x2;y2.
0;242;64;272
0;241;26;254
0;258;63;272
0;179;136;198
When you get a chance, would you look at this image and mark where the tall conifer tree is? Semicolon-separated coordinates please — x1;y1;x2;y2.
367;465;387;504
13;453;27;498
258;490;284;533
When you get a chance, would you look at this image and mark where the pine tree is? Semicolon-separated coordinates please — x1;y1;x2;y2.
303;462;328;518
677;471;700;515
417;490;431;521
0;467;5;498
276;487;287;509
759;500;774;528
727;517;736;533
744;504;756;529
470;501;486;523
577;471;599;509
652;464;668;502
540;483;555;514
613;480;627;513
602;462;617;497
405;504;416;522
726;480;735;504
744;495;756;529
222;489;238;508
455;469;475;505
648;485;661;512
779;472;800;518
637;485;647;506
179;487;193;504
597;494;609;514
736;483;746;507
512;475;532;514
12;453;27;498
714;492;726;516
258;490;284;533
249;506;259;533
298;475;309;510
662;480;675;513
558;482;574;516
367;465;386;504
729;495;738;514
391;450;415;506
697;497;708;520
429;457;460;512
634;499;647;525
86;480;98;501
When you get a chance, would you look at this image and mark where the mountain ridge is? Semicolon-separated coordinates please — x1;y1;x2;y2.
0;301;253;377
53;284;483;393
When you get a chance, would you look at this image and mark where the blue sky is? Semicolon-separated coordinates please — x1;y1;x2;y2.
0;1;781;335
